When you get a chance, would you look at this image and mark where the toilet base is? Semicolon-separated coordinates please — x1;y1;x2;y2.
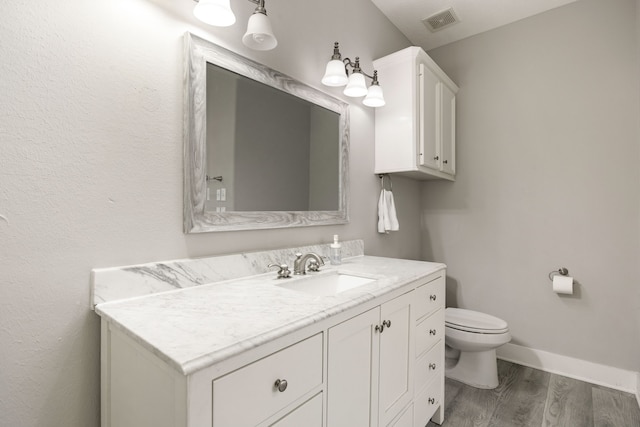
445;348;499;389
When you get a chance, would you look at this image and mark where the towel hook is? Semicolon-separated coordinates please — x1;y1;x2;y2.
378;174;392;191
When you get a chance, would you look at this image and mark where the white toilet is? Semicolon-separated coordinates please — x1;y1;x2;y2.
444;308;511;389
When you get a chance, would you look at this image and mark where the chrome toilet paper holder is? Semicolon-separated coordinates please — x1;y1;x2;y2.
548;267;569;281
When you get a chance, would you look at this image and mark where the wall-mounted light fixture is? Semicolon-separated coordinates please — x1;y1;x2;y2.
321;42;385;108
193;0;277;51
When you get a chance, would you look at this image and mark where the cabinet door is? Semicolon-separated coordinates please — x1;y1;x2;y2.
327;308;380;427
439;83;456;175
418;63;440;171
379;291;414;426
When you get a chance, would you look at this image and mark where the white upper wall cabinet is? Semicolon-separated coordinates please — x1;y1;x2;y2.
374;47;458;181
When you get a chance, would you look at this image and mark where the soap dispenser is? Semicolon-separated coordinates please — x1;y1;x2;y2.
330;234;342;265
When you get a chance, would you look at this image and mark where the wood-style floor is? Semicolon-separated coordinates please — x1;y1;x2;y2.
427;360;640;427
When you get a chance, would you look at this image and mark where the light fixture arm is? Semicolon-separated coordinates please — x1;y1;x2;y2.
247;0;267;14
342;57;378;81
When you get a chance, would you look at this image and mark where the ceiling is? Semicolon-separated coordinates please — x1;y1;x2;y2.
371;0;581;51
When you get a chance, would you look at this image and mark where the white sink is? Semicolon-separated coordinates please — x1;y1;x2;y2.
275;271;377;297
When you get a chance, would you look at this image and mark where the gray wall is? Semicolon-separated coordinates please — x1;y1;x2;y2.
0;0;416;426
424;0;640;371
637;0;640;383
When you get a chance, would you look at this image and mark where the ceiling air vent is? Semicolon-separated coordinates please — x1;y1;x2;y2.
422;8;459;32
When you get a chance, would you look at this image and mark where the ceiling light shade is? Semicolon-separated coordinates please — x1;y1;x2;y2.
193;0;236;27
343;72;368;97
242;12;277;51
363;84;385;107
321;59;349;87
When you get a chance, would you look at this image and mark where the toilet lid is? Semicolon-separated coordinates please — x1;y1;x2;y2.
445;308;509;334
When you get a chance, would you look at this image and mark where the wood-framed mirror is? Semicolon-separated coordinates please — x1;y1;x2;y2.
184;32;350;233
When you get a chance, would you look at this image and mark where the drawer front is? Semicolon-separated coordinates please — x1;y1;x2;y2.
414;275;445;321
413;376;442;427
270;393;323;427
415;308;444;357
213;333;323;427
415;341;443;395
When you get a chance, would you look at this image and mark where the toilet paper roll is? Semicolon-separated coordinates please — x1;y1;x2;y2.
553;275;573;295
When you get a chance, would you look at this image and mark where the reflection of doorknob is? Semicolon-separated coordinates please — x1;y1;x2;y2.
206;175;223;182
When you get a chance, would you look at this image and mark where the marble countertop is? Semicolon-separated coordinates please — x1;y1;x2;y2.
95;255;445;375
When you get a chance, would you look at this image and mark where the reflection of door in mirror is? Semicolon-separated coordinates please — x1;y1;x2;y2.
205;62;340;213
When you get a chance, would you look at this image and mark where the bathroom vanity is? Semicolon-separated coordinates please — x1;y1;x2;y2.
92;241;445;427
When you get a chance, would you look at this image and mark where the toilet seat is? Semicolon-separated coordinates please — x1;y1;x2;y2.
445;308;509;334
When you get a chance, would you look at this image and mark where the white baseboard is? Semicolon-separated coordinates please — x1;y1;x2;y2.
497;343;638;394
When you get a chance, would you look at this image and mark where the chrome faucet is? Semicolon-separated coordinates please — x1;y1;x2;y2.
293;252;325;275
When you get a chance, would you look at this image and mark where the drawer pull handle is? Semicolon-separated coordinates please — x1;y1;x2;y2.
428;397;435;405
382;320;391;328
429;294;437;301
274;379;288;392
375;324;385;333
429;363;437;370
429;329;437;336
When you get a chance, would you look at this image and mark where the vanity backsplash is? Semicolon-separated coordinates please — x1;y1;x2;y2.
91;240;364;307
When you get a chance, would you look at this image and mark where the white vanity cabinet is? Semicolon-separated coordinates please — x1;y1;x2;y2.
98;260;446;427
373;46;458;181
327;291;414;427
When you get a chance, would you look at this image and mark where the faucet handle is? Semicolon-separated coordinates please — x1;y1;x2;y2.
267;263;291;279
307;259;321;272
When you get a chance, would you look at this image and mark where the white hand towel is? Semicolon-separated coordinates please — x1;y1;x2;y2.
378;189;399;233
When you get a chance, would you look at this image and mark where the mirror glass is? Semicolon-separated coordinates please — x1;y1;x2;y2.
184;32;350;233
206;63;340;212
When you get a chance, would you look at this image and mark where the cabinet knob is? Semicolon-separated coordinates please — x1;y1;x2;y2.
375;324;385;333
428;397;436;405
443;160;448;164
433;156;439;160
429;363;437;370
382;320;391;329
274;379;288;392
429;294;437;301
429;329;437;336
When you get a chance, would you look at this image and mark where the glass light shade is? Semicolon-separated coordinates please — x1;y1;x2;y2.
363;84;385;107
321;60;349;87
242;13;278;51
193;0;236;27
343;72;368;97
